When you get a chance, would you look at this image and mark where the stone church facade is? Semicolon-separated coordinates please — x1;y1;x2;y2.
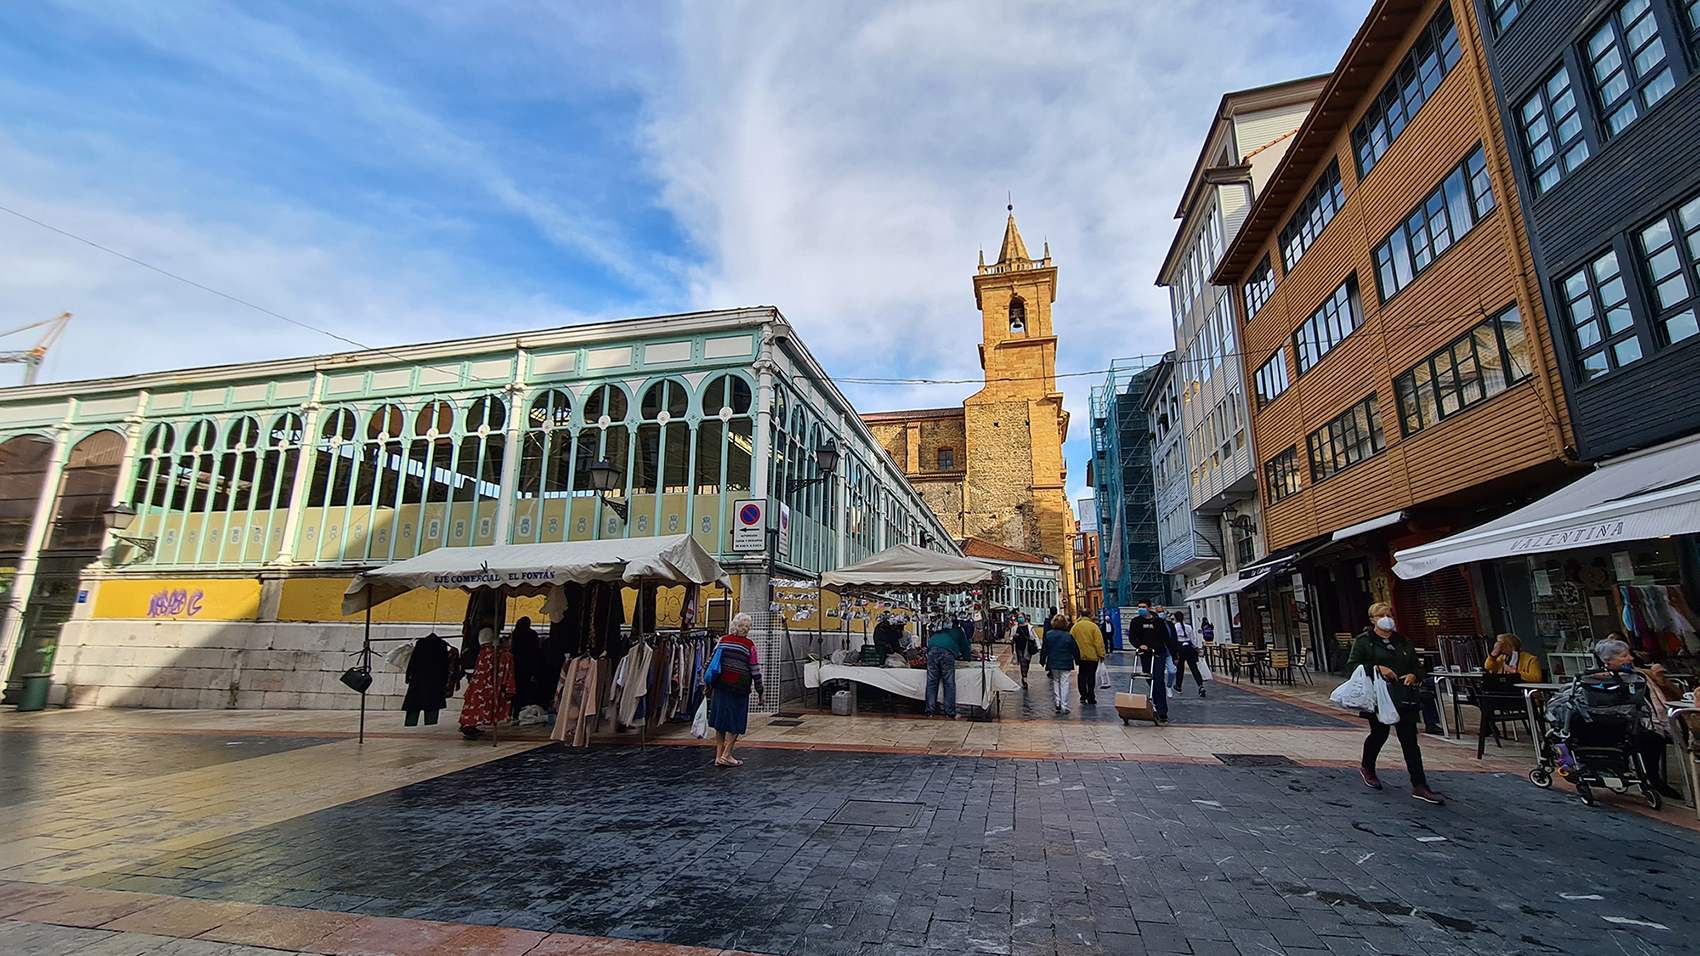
862;209;1076;609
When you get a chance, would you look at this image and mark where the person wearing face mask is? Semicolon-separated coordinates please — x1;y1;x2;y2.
1346;602;1444;805
1126;600;1180;724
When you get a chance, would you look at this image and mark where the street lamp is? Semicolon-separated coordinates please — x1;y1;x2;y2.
102;504;156;563
586;457;628;522
786;438;839;494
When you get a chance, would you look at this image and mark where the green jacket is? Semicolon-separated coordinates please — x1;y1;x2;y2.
1346;629;1424;706
926;626;971;660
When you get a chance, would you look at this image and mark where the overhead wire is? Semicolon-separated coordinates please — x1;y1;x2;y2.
0;201;517;391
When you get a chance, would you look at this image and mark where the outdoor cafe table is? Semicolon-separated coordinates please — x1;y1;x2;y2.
1431;669;1486;738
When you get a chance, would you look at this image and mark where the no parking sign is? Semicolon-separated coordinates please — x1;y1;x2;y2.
732;499;766;552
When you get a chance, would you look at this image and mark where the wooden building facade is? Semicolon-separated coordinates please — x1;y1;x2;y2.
1212;0;1580;659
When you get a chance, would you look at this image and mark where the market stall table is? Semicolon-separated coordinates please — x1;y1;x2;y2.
803;660;1019;711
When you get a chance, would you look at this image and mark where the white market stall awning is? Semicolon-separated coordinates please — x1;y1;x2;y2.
342;534;730;614
1393;434;1700;580
820;543;997;590
1183;566;1276;604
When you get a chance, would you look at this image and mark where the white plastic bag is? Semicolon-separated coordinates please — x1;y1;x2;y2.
691;699;709;739
384;642;413;673
1198;659;1213;682
1329;666;1376;712
1373;674;1401;725
1098;665;1112;690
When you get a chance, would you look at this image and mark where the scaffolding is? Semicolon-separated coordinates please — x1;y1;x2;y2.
1089;358;1166;608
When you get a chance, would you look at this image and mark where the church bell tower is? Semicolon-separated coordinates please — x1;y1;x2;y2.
964;206;1074;607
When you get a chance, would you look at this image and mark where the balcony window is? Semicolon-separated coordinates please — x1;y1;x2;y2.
1278;162;1345;272
1293;276;1363;375
1561;249;1641;381
1264;446;1302;503
1584;0;1674;139
1350;3;1463;178
1373;146;1496;302
1393;303;1534;435
1306;395;1386;483
1634;194;1700;347
1518;65;1590;195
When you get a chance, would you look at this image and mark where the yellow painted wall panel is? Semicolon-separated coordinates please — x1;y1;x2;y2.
94;578;262;621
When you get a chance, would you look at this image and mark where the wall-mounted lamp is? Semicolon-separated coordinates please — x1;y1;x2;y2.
786;439;840;494
586;458;629;522
103;504;157;564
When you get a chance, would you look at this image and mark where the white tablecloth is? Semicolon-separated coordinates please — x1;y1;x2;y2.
804;661;1019;709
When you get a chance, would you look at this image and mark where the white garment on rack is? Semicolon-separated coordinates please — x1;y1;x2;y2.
616;641;655;727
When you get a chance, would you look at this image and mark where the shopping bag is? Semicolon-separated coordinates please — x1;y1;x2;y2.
1098;665;1112;690
1198;659;1213;682
1329;666;1376;712
1373;674;1401;725
690;699;709;739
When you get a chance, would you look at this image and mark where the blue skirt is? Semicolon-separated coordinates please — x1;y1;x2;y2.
708;689;751;735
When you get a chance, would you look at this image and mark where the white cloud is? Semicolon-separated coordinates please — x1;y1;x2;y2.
642;0;1361;488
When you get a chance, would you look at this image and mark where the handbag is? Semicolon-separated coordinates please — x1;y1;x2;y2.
339;666;373;694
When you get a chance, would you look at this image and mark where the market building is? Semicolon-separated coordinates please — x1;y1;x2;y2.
1211;0;1579;670
0;307;959;710
1153;75;1327;640
1089;358;1166;619
960;537;1062;625
863;207;1077;611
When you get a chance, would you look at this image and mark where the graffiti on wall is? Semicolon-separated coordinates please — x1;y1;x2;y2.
147;588;205;619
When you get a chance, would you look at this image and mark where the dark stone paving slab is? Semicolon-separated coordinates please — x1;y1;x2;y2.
1003;651;1354;728
74;743;1700;955
0;730;335;804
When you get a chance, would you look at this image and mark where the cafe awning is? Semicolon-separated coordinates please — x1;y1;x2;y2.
1393;433;1700;580
1332;509;1406;544
342;534;730;614
1182;566;1275;604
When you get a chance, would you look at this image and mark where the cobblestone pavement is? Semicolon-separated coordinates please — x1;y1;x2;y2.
1002;652;1353;728
0;730;333;804
63;742;1699;956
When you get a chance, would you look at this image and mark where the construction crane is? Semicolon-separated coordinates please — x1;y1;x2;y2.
0;312;71;386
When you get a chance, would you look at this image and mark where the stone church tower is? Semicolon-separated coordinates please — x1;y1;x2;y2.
862;207;1076;608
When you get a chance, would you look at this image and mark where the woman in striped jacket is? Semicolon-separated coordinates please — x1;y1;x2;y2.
704;612;764;767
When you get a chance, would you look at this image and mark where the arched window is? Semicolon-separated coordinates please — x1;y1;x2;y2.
46;431;124;551
303;408;358;563
446;396;506;547
514;390;575;542
574;385;630;504
0;435;56;552
635;381;690;536
1008;295;1027;332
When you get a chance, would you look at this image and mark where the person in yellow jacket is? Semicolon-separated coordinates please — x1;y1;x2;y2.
1070;615;1108;706
1483;634;1542;683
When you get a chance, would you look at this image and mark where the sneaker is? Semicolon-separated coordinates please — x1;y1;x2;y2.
1055;705;1062;713
1199;688;1207;698
1411;787;1445;805
1359;767;1383;790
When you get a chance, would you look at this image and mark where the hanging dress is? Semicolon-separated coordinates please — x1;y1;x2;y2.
460;642;515;730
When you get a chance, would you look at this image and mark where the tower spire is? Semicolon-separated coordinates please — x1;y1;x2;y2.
996;203;1031;265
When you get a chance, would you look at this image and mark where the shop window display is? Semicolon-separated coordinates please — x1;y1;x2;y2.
1514;537;1700;676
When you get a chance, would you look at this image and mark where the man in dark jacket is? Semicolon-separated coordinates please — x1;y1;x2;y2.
1126;601;1180;723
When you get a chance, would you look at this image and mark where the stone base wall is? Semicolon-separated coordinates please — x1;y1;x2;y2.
48;619;442;711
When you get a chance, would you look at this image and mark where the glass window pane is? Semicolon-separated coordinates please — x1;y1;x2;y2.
1499;307;1532;381
1474;325;1506;394
1613;336;1643;365
1582;351;1610;379
1664;310;1699;344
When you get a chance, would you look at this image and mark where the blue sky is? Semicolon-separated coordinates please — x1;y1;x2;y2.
0;0;1365;506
